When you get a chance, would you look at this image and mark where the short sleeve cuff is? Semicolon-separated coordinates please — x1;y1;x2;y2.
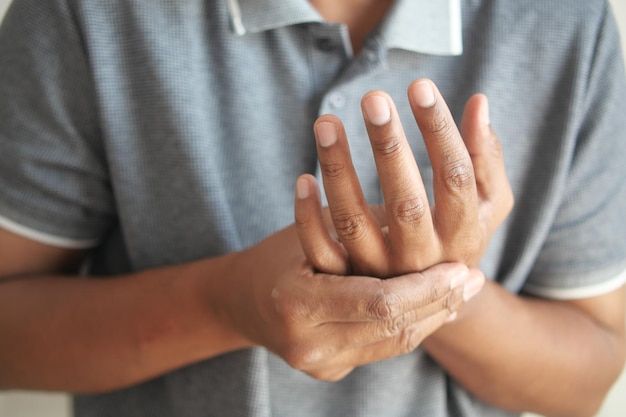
523;265;626;300
0;213;99;249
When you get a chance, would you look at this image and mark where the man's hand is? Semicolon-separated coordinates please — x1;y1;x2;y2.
292;79;626;417
218;225;483;381
295;79;513;278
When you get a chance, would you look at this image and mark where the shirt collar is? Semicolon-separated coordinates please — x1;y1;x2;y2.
381;0;463;55
225;0;463;56
225;0;321;35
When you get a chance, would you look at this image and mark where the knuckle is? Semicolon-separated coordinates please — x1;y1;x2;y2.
379;311;410;339
334;211;368;242
426;113;456;138
372;134;403;160
320;161;345;181
392;196;428;225
367;287;401;320
442;162;474;191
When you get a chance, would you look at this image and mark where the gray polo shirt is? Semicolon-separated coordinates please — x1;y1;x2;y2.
1;0;626;416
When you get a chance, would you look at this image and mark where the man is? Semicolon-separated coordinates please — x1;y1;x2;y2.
0;1;625;416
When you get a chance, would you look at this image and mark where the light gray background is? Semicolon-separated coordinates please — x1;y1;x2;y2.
0;0;625;416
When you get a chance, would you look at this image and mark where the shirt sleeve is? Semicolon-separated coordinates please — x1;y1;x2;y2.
0;0;115;248
522;4;626;300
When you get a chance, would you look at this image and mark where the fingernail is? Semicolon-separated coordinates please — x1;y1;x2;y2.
412;81;436;108
315;122;337;147
450;266;470;290
463;272;485;302
363;95;391;126
479;95;490;127
296;177;310;199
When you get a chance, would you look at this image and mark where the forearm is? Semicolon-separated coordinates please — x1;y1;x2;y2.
423;281;625;417
0;254;251;393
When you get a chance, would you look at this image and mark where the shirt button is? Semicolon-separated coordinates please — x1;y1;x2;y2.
365;50;378;62
328;92;346;109
315;38;335;52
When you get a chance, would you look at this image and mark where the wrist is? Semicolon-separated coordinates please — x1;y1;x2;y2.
191;252;256;355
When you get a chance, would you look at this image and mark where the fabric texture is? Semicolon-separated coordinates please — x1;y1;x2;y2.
1;0;626;416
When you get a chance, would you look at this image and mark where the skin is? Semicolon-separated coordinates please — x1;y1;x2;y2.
0;220;480;392
295;79;626;417
308;0;395;53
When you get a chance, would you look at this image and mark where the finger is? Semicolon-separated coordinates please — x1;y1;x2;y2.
297;304;457;381
461;94;514;232
295;174;349;275
361;92;435;274
314;115;388;276
320;283;464;348
310;297;461;377
307;262;471;324
407;79;479;260
315;268;484;372
288;266;484;380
